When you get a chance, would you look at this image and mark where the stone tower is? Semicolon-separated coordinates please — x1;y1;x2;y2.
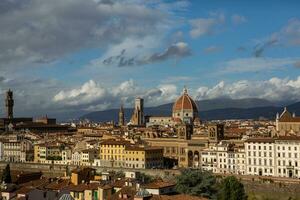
130;97;144;125
118;104;125;126
208;123;224;142
177;123;193;140
5;89;14;119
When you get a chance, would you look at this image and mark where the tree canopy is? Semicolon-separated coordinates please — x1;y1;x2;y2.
218;176;247;200
2;164;12;184
175;169;217;198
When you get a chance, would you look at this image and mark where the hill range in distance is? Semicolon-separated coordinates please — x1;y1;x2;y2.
80;98;300;122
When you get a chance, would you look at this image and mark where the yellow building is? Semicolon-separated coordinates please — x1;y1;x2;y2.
99;139;131;168
124;146;163;169
34;143;63;163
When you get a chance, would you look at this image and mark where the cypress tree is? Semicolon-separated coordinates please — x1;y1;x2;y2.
2;164;12;184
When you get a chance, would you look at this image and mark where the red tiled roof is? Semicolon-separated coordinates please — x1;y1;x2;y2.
245;137;275;143
172;91;198;112
142;180;175;189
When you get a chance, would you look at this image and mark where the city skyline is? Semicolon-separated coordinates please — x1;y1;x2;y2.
1;0;300;119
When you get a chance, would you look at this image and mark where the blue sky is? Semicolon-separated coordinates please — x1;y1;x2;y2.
1;0;300;119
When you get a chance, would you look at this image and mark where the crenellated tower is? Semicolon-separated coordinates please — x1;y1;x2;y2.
5;89;14;119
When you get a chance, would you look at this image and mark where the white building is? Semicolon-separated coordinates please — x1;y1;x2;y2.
201;146;217;173
275;136;300;178
245;138;275;176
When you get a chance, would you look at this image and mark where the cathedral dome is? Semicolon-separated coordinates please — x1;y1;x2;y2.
172;88;198;113
172;88;199;123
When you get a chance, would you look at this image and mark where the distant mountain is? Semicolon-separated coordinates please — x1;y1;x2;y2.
80;98;295;122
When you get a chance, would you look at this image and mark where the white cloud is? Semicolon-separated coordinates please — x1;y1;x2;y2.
0;0;171;71
53;80;106;106
52;79;179;111
220;57;299;74
195;76;300;102
189;12;225;38
280;18;300;46
251;18;300;56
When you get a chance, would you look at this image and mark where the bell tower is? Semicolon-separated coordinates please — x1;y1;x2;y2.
118;104;125;126
208;123;224;142
5;89;14;119
177;123;193;140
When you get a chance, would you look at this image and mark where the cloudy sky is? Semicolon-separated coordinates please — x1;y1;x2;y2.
1;0;300;119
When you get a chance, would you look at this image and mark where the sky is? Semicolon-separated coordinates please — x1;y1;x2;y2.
1;0;300;120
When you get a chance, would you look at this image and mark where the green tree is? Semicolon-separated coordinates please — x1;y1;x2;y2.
218;176;247;200
175;169;217;199
2;164;12;184
138;172;154;184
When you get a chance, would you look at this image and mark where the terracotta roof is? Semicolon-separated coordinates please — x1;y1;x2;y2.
65;184;89;192
20;177;49;188
113;179;126;188
16;186;35;195
279;108;300;122
142;180;175;189
245;137;275;143
172;90;198;113
152;194;208;200
44;179;70;191
275;136;300;141
111;186;136;200
125;146;163;151
100;139;131;146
